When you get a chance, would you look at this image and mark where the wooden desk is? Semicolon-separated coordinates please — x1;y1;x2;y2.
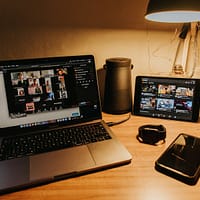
1;113;200;200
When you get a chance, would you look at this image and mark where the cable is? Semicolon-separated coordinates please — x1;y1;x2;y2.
106;112;131;127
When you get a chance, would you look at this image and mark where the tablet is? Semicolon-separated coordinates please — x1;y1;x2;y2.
133;76;200;122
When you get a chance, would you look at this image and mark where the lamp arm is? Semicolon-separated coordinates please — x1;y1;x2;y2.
181;30;191;73
181;22;198;75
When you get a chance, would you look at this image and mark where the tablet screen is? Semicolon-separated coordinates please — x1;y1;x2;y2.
133;76;200;122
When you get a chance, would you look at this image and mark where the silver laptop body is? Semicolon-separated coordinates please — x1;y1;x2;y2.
0;55;132;194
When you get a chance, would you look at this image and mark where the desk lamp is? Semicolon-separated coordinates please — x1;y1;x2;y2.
145;0;200;76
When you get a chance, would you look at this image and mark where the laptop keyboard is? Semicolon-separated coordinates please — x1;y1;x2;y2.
0;122;112;161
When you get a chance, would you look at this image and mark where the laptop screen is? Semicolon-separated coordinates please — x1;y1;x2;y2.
0;55;102;134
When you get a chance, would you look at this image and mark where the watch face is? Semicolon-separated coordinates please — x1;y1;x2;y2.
137;124;166;145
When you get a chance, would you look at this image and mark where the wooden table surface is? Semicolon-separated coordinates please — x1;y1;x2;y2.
1;113;200;200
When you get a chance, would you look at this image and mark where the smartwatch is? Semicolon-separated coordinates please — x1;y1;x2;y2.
137;124;166;145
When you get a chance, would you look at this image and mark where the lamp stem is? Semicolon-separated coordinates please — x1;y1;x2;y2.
182;22;197;76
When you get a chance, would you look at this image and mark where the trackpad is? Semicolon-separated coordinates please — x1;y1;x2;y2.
30;146;95;181
0;157;29;190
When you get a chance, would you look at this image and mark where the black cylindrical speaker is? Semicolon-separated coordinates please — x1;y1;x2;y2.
103;57;133;114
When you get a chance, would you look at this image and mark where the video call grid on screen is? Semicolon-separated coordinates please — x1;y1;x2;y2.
0;55;100;131
133;76;200;122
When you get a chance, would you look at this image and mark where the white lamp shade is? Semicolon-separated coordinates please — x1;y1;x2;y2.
145;0;200;23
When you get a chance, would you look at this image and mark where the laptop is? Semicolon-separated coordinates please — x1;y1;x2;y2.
0;55;132;194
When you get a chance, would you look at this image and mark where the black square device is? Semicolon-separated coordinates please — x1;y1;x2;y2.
133;76;200;122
